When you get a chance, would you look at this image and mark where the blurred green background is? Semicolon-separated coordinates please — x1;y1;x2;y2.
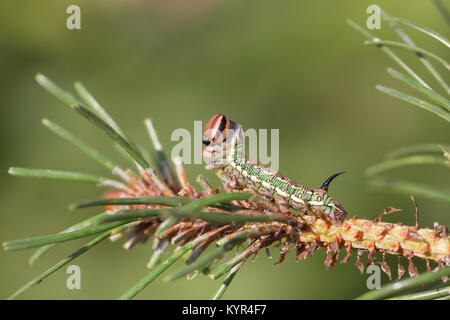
0;0;448;299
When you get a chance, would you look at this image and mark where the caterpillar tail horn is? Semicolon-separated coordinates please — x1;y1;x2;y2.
319;172;346;191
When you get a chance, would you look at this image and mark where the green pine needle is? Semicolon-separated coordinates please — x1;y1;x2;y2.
74;81;126;137
72;104;150;170
3;220;132;251
8;226;126;300
366;155;448;176
389;285;450;300
119;243;195;300
387;68;450;112
384;17;449;48
384;143;450;159
346;19;430;89
368;177;450;203
8;167;127;190
376;85;450;122
164;231;249;282
28;212;110;265
42;118;118;171
35;73;82;106
69;196;192;211
365;40;450;71
357;267;450;300
212;262;243;300
381;11;450;95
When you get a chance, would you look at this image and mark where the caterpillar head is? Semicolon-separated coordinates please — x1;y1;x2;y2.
329;200;347;225
202;114;244;169
202;113;231;147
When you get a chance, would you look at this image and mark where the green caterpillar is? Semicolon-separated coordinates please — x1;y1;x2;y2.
202;113;347;225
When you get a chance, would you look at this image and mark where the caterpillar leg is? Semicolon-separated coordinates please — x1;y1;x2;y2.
251;195;280;212
274;196;304;229
205;161;225;170
274;197;290;214
224;166;248;190
315;208;332;227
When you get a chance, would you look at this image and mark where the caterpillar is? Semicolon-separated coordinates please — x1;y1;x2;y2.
202;113;348;225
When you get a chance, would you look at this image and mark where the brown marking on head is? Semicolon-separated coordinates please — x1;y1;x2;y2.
329;201;347;225
202;113;231;146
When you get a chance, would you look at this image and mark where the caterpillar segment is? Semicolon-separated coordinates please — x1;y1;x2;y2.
202;113;348;225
